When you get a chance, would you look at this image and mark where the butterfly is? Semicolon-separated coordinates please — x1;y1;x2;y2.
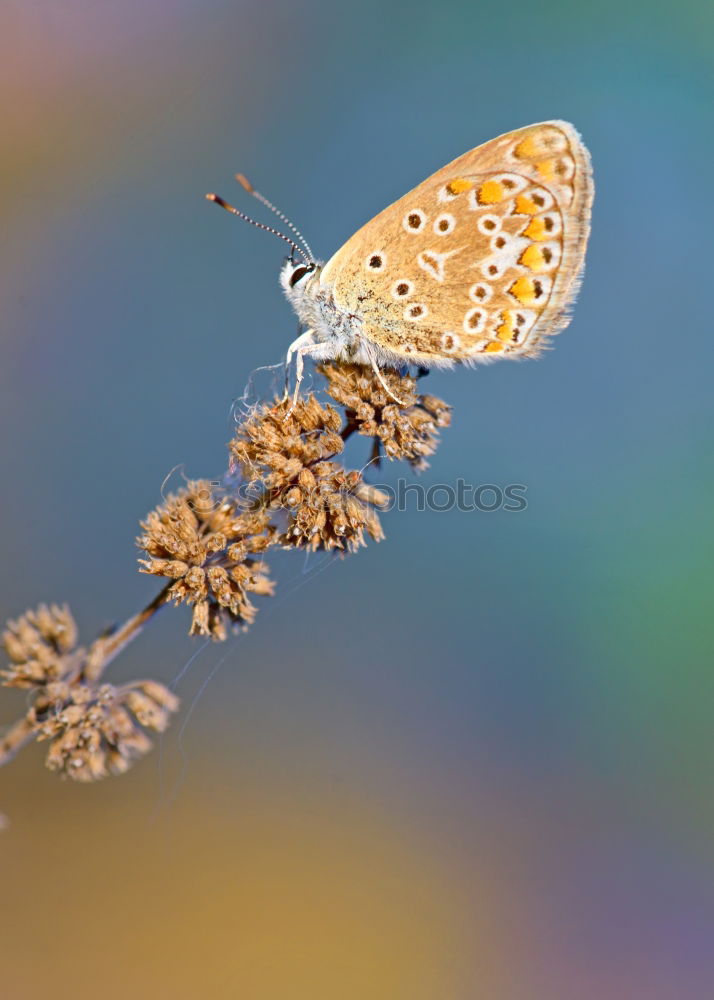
208;121;593;402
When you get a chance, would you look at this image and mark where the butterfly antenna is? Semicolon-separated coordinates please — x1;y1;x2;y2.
205;193;309;263
236;173;315;262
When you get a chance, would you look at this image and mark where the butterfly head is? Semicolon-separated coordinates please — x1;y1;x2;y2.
279;256;341;338
280;258;322;299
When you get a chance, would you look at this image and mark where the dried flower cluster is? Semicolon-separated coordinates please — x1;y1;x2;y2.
279;462;386;551
35;679;178;783
1;604;178;781
229;395;388;551
1;603;79;689
318;362;451;469
1;360;450;786
138;481;275;640
230;394;345;489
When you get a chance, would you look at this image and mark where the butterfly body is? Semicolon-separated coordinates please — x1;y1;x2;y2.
282;260;459;370
281;121;593;378
280;263;370;363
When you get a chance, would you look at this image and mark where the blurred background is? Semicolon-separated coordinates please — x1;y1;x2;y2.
1;1;713;997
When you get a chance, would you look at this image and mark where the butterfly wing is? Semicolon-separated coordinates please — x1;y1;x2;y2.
319;121;593;365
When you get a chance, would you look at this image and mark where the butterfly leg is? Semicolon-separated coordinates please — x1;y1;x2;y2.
284;328;316;398
284;329;330;419
361;338;408;407
284;323;307;394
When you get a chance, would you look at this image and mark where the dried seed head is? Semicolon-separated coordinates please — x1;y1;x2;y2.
35;679;179;782
137;480;275;640
318;362;451;469
0;599;183;781
228;394;386;553
229;395;344;490
280;461;385;553
1;604;80;689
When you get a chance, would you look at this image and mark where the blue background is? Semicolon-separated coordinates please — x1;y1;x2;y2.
1;1;713;996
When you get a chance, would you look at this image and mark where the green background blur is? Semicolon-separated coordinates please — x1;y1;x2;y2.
1;1;713;997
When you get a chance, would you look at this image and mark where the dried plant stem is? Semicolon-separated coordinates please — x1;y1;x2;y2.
0;717;35;766
82;582;173;683
340;418;359;442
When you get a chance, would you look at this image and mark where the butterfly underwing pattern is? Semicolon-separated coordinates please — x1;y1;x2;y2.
280;121;593;381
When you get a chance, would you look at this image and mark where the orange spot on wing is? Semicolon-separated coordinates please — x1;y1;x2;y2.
514;193;540;215
447;178;473;194
536;159;557;181
477;180;506;204
509;277;538;306
523;217;549;241
520;244;549;273
496;317;515;342
484;341;505;353
514;135;538;159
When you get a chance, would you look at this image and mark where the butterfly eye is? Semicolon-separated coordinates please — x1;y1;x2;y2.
288;264;312;287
